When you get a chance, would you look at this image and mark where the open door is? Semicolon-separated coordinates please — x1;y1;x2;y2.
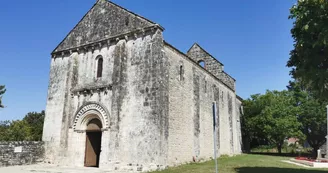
84;119;102;167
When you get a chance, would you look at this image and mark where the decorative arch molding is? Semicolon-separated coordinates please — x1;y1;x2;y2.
72;102;110;131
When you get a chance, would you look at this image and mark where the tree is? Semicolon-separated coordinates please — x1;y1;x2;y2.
299;97;327;154
242;90;303;154
259;91;303;154
242;94;268;153
6;120;30;141
0;110;45;142
23;111;45;141
0;121;10;141
287;0;328;98
0;85;6;108
288;81;327;155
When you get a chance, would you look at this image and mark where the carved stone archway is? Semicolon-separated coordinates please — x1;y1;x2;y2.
72;102;110;131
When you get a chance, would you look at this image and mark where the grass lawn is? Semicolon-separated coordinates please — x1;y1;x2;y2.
151;154;328;173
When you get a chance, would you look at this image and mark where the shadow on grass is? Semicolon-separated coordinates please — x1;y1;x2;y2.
235;167;327;173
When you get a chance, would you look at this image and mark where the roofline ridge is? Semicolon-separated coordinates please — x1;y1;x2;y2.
52;0;165;53
106;0;164;30
52;0;99;53
222;71;236;81
236;95;244;101
186;42;200;53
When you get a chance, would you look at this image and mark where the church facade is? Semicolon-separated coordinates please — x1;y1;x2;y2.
42;0;243;172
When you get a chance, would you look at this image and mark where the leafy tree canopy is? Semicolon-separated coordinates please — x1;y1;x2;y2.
242;90;304;154
288;81;327;153
0;111;45;141
23;111;45;141
287;0;328;98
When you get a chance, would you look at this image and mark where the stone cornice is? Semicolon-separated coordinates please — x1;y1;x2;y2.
51;24;164;58
71;83;112;97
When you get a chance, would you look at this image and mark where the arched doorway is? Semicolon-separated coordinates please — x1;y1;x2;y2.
84;118;102;167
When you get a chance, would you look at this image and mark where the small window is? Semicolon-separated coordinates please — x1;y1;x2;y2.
125;17;129;26
198;60;205;68
97;56;103;78
179;65;184;81
205;80;207;93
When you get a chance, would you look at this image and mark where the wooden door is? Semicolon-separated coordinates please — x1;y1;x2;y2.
84;132;102;167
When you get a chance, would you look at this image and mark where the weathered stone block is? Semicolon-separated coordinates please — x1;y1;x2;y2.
0;141;44;167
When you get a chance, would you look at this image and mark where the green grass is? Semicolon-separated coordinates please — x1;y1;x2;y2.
151;154;328;173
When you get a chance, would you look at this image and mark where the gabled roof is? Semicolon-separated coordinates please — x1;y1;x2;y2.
236;95;243;101
103;0;157;25
53;0;163;53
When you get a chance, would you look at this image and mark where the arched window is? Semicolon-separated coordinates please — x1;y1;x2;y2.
198;60;205;68
179;65;184;81
97;56;103;78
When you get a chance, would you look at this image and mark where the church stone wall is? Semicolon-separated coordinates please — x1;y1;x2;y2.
235;97;243;154
43;1;242;172
165;44;242;167
43;29;169;172
187;44;235;90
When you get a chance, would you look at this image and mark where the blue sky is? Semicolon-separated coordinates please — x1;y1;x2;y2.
0;0;296;120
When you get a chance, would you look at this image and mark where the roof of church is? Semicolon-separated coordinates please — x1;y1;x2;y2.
101;0;158;26
53;0;163;53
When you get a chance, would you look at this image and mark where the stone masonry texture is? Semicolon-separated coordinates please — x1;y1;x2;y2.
0;142;44;167
54;0;154;53
42;0;243;172
187;43;235;90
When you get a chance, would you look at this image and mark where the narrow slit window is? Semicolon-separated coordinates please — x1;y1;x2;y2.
205;81;207;93
97;56;103;78
179;65;184;81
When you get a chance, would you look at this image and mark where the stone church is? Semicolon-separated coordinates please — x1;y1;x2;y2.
42;0;243;172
